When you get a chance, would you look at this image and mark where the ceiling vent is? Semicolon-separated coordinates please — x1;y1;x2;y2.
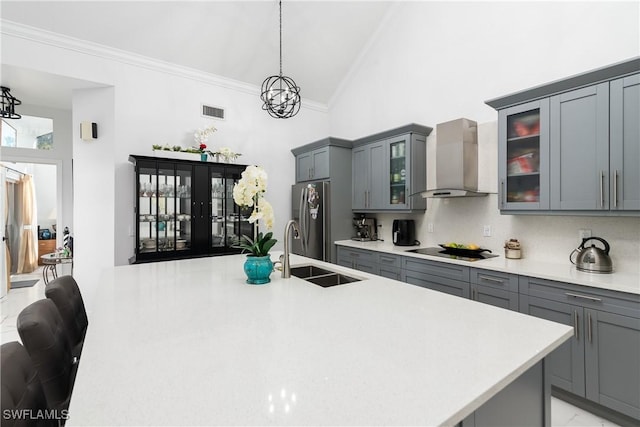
201;104;225;120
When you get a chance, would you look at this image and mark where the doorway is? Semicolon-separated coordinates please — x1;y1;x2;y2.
2;162;58;293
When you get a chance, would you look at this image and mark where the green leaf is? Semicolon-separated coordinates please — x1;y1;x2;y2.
261;238;277;254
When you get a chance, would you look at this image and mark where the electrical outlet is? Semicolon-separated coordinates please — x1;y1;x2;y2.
483;225;492;237
428;223;434;233
579;229;592;240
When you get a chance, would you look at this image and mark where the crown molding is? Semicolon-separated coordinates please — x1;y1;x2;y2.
1;20;328;114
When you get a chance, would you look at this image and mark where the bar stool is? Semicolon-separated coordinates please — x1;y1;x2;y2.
1;341;57;427
17;299;78;413
45;276;88;358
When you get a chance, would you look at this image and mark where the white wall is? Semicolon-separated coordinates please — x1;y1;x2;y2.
330;1;640;273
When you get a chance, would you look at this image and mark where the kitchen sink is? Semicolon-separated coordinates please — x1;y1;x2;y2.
290;265;334;279
290;265;361;287
306;273;360;287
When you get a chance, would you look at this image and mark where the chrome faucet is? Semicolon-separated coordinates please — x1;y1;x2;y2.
281;219;301;278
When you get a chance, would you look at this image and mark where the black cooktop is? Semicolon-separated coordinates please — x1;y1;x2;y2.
406;247;499;262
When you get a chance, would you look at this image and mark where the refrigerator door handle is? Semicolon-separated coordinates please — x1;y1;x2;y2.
299;186;307;255
303;187;311;255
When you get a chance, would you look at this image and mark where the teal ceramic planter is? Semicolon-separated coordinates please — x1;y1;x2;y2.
243;255;273;285
200;153;208;162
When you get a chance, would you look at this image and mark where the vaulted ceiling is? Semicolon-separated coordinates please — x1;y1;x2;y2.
1;1;395;107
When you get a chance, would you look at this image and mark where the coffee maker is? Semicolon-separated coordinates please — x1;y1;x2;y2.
352;216;377;241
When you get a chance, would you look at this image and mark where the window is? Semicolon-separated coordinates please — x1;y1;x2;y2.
1;115;54;150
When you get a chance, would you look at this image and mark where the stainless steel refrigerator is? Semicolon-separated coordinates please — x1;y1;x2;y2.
291;181;353;263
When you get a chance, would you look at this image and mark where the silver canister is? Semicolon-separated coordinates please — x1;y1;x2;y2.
504;239;522;259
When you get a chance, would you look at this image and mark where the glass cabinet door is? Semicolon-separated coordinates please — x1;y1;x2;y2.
137;162;157;254
156;162;178;253
175;164;192;252
499;99;550;210
387;135;410;209
210;168;225;250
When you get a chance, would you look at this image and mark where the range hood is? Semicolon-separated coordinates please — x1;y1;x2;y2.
421;118;487;198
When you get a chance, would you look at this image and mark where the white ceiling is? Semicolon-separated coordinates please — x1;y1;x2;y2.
1;1;395;108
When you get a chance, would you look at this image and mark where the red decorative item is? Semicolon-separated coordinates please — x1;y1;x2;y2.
199;143;207;151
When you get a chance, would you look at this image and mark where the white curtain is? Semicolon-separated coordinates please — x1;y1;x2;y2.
16;175;38;274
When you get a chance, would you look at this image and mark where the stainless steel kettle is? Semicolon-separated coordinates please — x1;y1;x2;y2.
570;237;613;273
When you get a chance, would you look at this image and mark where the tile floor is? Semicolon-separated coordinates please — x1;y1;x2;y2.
0;269;621;427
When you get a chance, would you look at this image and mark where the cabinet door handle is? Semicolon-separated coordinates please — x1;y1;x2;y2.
472;288;477;300
500;180;505;208
479;275;505;284
599;170;605;208
311;167;314;178
565;292;602;303
573;310;579;339
588;312;593;343
613;170;619;208
200;201;204;218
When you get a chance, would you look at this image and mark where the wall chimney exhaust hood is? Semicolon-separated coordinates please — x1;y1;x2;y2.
422;118;487;198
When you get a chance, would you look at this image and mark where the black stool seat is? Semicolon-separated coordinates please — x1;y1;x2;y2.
17;299;78;413
1;341;57;427
45;276;88;357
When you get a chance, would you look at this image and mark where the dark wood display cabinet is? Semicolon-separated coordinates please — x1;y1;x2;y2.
129;155;253;263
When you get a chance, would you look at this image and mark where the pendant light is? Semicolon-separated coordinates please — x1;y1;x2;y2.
1;86;22;119
260;0;301;119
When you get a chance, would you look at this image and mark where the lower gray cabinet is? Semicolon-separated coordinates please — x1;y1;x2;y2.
519;276;640;421
336;246;377;275
520;294;585;395
403;258;470;298
377;253;402;281
585;309;640;419
470;268;519;311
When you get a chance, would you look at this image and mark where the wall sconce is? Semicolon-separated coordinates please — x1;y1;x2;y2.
80;121;98;141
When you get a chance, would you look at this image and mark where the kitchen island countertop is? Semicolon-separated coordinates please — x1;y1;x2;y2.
69;253;571;426
336;240;640;295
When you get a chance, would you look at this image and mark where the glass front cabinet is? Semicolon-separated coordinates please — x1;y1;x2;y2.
130;155;253;263
497;99;550;211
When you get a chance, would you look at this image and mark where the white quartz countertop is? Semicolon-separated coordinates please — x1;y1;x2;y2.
69;253;572;426
336;240;640;295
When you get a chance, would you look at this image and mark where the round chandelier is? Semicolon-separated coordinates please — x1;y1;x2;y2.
260;1;301;119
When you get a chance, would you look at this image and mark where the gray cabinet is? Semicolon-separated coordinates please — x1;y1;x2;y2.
336;246;377;275
610;74;640;211
550;83;610;210
352;141;385;210
296;147;329;182
403;257;470;298
519;275;640;420
351;124;430;212
584;309;640;419
377;252;402;281
292;138;351;184
498;99;550;211
488;59;640;216
520;294;585;394
470;268;519;311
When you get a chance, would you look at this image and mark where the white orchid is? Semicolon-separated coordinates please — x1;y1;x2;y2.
233;165;274;231
194;125;217;145
214;146;242;162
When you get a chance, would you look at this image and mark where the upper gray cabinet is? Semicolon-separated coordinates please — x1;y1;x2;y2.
296;147;329;182
550;83;610;210
610;74;640;211
351;124;431;212
292;138;351;183
497;99;550;210
487;57;640;216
